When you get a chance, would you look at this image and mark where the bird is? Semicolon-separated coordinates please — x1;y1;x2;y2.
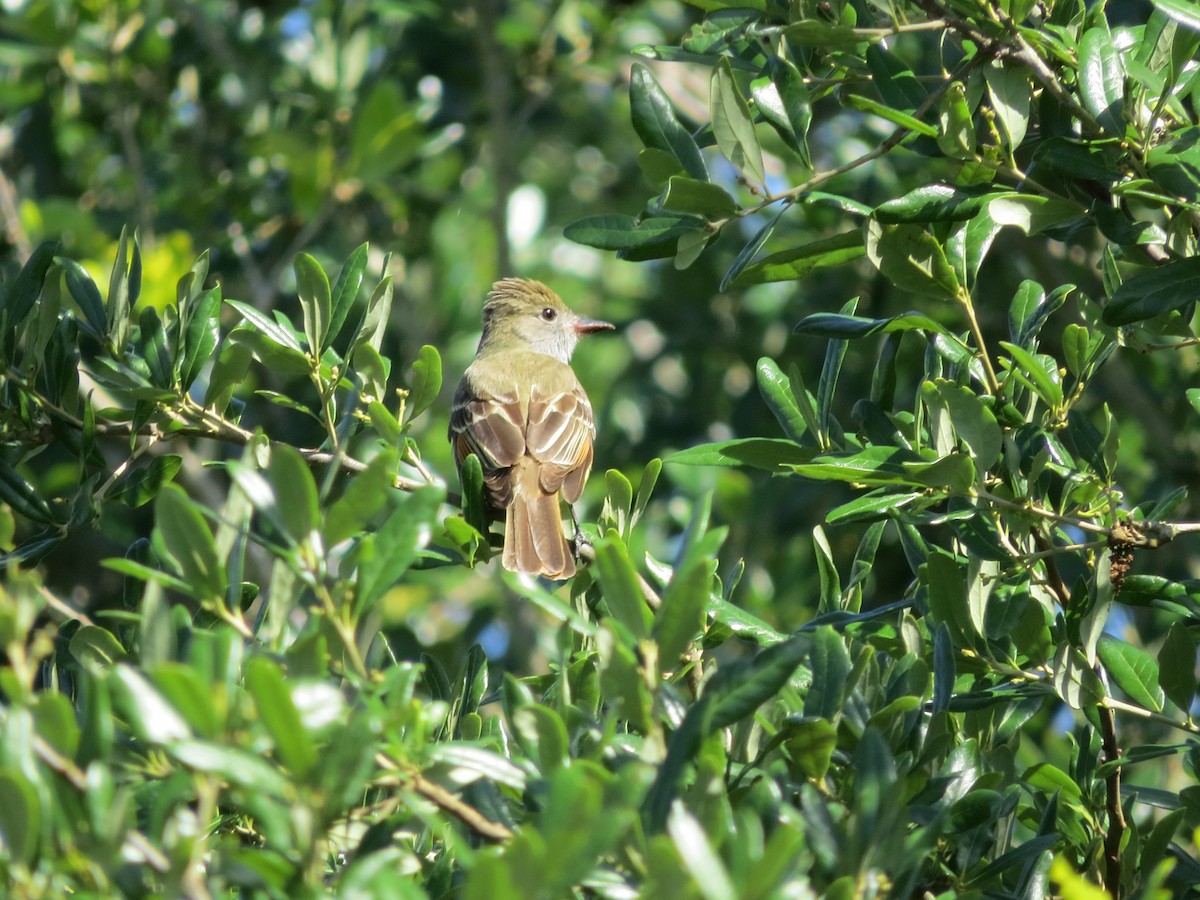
449;278;614;579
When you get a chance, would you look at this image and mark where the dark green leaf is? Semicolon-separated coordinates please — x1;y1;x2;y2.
593;532;653;640
805;626;850;720
138;306;173;389
1097;636;1163;711
661;175;738;218
267;443;319;549
357;486;444;609
1154;0;1200;31
4;239;59;329
0;771;39;865
329;243;369;346
757;357;812;442
106;226;138;352
109;454;182;507
0;461;57;524
865;221;960;300
244;655;318;779
875;185;994;224
69;625;127;667
295;253;332;355
1158;622;1196;713
629;63;707;181
324;449;397;548
179;286;221;391
1079;23;1126;137
734;230;864;285
721;202;789;289
59;258;107;339
564;214;700;255
226;298;304;354
711;57;764;183
408;344;442;423
155;483;226;600
1102;257;1200;325
665;437;813;470
794;310;948;339
750;56;812;165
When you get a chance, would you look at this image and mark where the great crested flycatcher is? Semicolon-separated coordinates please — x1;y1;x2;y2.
449;278;614;579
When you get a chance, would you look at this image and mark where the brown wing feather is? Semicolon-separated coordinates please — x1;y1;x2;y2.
525;384;596;501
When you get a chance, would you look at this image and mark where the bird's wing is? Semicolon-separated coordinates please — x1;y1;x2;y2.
450;372;527;506
525;381;596;502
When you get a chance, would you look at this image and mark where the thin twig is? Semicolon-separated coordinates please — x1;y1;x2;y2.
374;754;513;842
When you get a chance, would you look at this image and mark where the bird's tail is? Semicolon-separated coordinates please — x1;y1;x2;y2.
504;458;575;579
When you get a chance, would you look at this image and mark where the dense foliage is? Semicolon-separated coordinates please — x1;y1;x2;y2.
3;0;1200;896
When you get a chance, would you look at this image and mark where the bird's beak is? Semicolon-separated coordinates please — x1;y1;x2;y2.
572;316;615;336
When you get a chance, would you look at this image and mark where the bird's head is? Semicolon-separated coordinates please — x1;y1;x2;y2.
479;278;614;364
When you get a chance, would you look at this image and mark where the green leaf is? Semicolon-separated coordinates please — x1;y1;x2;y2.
665;437;812;470
985;63;1031;149
866;44;927;110
875;184;994;224
407;344;442;423
710;635;808;730
988;193;1085;234
783;718;837;779
629;63;707;181
750;56;812;166
667;805;738;900
1102;257;1200;325
711;57;765;183
4;239;59;329
109;454;183;507
721;202;788;289
295;253;332;355
844;93;938;136
1030;138;1121;183
661;175;738;218
69;625;127;667
865;221;960;301
170;739;291;797
328;242;369;346
59;258;107;339
0;770;39;866
789;445;974;491
1158;622;1196;713
179;286;221;391
593;533;652;640
155;483;227;600
756;357;812;443
0;461;57;524
794;310;949;339
111;664;193;743
734;231;865;285
999;341;1063;410
781;19;874;47
1079;23;1126;137
357;486;444;609
1051;644;1106;709
564;214;701;258
925;379;1002;470
244;655;318;779
324;449;397;548
138;306;173;389
653;548;712;671
268;443;319;549
225;298;305;354
1097;636;1164;711
805;626;850;720
1153;0;1200;32
349;274;393;357
106;225;139;352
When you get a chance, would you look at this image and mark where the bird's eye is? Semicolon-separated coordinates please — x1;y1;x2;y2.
540;308;557;322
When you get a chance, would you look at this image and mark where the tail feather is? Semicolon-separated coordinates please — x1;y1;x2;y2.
503;459;575;579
